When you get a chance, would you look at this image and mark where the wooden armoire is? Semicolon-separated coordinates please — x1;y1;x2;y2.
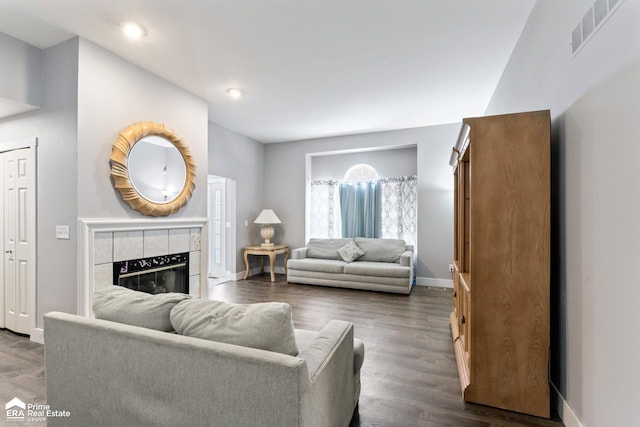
448;110;550;418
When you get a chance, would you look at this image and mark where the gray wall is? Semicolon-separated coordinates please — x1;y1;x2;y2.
263;124;458;281
76;39;208;219
0;31;42;112
485;1;640;425
0;38;79;328
0;35;210;328
208;122;265;271
311;146;417;180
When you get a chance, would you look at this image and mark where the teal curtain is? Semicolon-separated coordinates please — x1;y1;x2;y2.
339;181;381;238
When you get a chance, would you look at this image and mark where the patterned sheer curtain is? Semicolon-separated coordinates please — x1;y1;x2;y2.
309;180;342;238
309;175;417;248
379;175;418;249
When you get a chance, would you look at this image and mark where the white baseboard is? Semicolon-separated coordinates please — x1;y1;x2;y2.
416;277;453;288
231;271;245;281
30;327;44;344
552;382;584;427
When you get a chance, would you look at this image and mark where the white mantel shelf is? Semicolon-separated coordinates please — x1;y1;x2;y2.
78;217;208;317
79;217;208;232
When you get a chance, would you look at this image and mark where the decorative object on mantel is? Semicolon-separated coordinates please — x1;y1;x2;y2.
110;121;196;217
254;209;281;247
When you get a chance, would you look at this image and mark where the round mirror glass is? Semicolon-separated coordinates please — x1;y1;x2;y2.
127;135;187;204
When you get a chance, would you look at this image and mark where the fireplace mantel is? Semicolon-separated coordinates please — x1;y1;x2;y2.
78;217;208;317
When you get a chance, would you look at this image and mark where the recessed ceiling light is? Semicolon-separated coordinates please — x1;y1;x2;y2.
226;88;243;99
121;21;146;40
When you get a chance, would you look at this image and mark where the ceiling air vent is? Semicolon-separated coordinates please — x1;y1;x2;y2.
594;0;608;27
571;0;625;57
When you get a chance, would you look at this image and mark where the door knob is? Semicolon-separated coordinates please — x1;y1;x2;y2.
5;250;12;254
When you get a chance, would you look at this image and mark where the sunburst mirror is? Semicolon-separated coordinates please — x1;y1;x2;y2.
110;121;196;216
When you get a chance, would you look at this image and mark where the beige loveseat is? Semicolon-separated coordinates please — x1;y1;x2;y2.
287;238;414;294
44;287;364;427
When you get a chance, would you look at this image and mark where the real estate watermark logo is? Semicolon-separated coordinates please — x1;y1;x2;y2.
5;397;71;423
5;397;26;422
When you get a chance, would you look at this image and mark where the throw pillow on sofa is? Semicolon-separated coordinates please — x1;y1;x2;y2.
336;240;365;263
170;298;299;356
93;286;191;331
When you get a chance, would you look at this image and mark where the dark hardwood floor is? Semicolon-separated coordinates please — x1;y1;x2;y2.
213;276;563;427
0;327;46;425
0;276;565;426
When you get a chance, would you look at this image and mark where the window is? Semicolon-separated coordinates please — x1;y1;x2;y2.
310;163;417;250
343;164;379;182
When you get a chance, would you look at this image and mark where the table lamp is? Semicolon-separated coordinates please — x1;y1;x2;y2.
254;209;281;247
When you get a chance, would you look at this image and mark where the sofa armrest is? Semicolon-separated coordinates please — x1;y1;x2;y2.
399;250;413;267
297;320;352;380
297;320;358;425
291;247;309;259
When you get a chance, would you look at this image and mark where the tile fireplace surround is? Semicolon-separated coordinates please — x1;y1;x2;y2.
78;218;207;317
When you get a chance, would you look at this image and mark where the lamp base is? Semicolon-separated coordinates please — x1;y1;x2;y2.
259;225;275;248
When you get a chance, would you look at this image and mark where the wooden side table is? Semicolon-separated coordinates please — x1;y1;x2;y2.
243;245;289;282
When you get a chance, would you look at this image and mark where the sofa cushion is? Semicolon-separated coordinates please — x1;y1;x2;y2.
287;258;346;274
170;299;298;356
93;286;191;332
343;261;411;278
307;238;353;260
355;238;407;263
336;240;365;263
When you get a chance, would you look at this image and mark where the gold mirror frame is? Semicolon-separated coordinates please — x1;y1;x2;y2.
110;121;196;217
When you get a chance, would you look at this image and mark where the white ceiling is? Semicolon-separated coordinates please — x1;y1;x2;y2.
0;0;536;143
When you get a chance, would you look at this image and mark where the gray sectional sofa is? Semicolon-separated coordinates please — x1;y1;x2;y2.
44;287;364;427
287;238;414;294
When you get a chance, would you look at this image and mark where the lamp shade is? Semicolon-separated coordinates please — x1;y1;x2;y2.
254;209;281;224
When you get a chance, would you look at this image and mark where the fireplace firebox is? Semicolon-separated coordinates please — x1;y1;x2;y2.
113;252;189;294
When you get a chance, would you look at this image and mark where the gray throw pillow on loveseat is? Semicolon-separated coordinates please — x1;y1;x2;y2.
93;286;191;331
170;298;299;356
336;240;365;262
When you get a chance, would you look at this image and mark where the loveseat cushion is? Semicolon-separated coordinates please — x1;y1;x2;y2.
92;286;191;332
170;299;298;356
355;238;407;263
307;238;353;260
287;258;346;274
343;261;411;278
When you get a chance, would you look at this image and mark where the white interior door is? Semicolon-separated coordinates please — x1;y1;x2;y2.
207;176;236;281
208;178;226;278
3;148;35;334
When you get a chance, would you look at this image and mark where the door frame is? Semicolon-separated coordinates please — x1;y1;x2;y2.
0;137;37;337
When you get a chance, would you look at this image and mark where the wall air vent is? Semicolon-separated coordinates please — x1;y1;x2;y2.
571;0;625;56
